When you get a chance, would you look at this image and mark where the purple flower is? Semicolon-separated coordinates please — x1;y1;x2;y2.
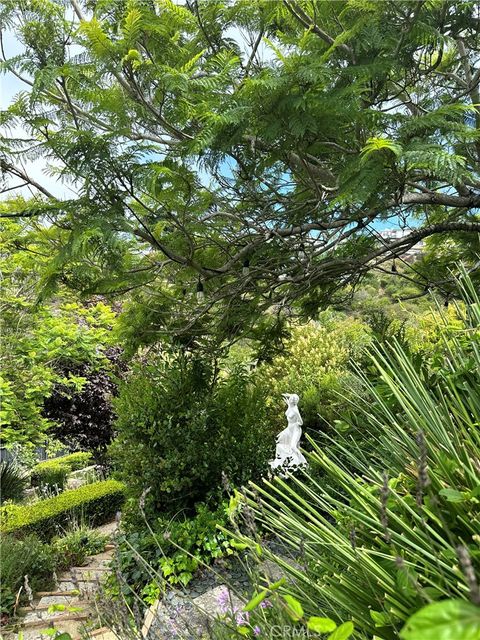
216;587;230;614
235;609;250;626
260;599;272;609
253;625;261;636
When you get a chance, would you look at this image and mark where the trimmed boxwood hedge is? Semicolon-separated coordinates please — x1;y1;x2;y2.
0;479;125;540
53;451;93;470
31;462;69;491
31;452;93;491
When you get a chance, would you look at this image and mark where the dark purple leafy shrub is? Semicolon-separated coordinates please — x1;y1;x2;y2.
43;348;122;463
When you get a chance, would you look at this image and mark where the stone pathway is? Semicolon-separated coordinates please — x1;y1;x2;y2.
3;523;294;640
5;522;118;640
142;555;287;639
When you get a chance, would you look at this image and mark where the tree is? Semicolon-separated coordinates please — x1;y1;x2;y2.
1;0;479;345
0;207;117;444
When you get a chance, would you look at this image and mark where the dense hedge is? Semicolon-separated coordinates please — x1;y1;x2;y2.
33;451;92;475
31;462;69;491
31;452;93;491
0;479;125;540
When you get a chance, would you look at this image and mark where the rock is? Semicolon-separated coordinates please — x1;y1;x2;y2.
66;466;98;489
36;595;78;609
193;584;243;617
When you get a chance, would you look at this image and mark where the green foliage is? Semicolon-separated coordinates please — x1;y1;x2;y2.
31;461;69;493
0;217;117;445
209;579;353;640
156;503;234;587
1;1;479;342
31;452;93;492
52;525;107;570
230;275;480;639
0;461;28;504
58;451;93;470
255;319;371;432
111;350;272;515
400;600;480;640
109;502;232;604
0;479;125;540
37;451;93;473
0;534;56;618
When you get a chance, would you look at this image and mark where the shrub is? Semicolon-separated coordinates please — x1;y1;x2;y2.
52;525;108;570
54;451;93;471
112;351;272;517
255;319;371;434
0;461;28;504
233;277;480;640
31;451;93;492
44;349;121;463
31;461;69;492
0;534;56;619
0;479;125;540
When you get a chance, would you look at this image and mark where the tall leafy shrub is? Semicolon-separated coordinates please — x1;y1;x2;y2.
112;350;272;518
0;534;56;618
255;319;370;433
234;275;480;640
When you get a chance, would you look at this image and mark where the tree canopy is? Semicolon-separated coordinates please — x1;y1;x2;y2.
1;0;479;346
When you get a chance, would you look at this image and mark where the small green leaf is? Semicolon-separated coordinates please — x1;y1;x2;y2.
307;616;337;633
237;626;250;636
244;590;269;612
396;566;419;598
370;610;391;627
48;604;66;613
439;488;466;503
269;577;286;591
328;621;354;640
400;599;480;640
230;540;248;550
283;595;304;621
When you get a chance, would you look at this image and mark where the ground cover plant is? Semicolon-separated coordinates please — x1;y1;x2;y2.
0;534;56;622
52;525;108;570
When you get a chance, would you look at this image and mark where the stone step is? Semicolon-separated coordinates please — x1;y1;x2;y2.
58;569;108;582
86;626;118;640
36;589;80;597
8;521;118;640
21;611;91;629
18;595;80;614
9;615;102;640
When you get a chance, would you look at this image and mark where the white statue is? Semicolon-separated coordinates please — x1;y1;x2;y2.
270;393;307;472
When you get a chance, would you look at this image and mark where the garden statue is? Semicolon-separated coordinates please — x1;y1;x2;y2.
270;393;307;472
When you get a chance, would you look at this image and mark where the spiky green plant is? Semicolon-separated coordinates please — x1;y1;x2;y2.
229;270;480;640
0;461;28;504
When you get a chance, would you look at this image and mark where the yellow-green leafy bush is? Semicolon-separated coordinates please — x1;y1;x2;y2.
255;319;371;431
31;451;93;490
52;451;92;471
31;461;69;491
0;479;124;540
